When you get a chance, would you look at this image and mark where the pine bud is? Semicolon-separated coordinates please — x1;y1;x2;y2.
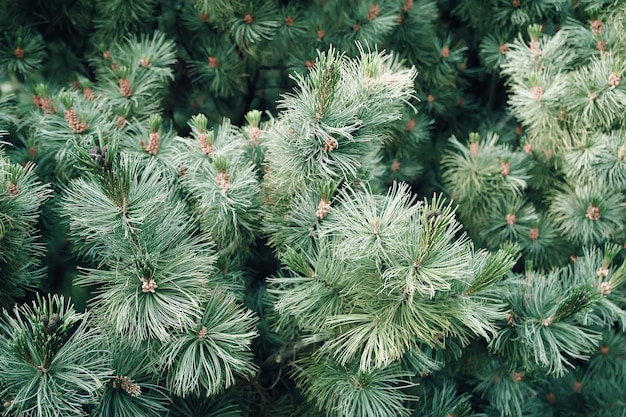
198;132;215;155
585;205;601;220
83;87;94;100
249;127;262;145
590;19;604;34
114;376;141;396
323;135;338;152
500;161;511;176
143;132;160;155
506;311;515;326
597;266;610;278
64;108;89;134
367;4;380;21
198;326;208;340
599;281;612;295
216;171;231;194
506;213;516;225
7;183;18;197
13;47;25;59
119;78;132;98
141;278;158;293
316;198;331;219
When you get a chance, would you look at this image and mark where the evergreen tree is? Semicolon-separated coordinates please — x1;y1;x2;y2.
1;1;626;416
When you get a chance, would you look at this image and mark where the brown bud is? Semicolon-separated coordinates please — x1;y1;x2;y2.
585;205;601;221
198;326;208;339
590;19;604;34
523;143;533;155
506;213;516;225
119;78;132;98
7;183;18;197
599;281;612;295
323;136;338;152
141;278;158;293
316;198;331;219
511;372;524;382
500;161;511;176
367;4;380;21
13;47;24;59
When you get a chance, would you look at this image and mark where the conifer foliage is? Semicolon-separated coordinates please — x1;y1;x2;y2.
1;0;626;416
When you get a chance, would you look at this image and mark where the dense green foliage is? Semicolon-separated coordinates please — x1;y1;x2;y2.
2;0;626;416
